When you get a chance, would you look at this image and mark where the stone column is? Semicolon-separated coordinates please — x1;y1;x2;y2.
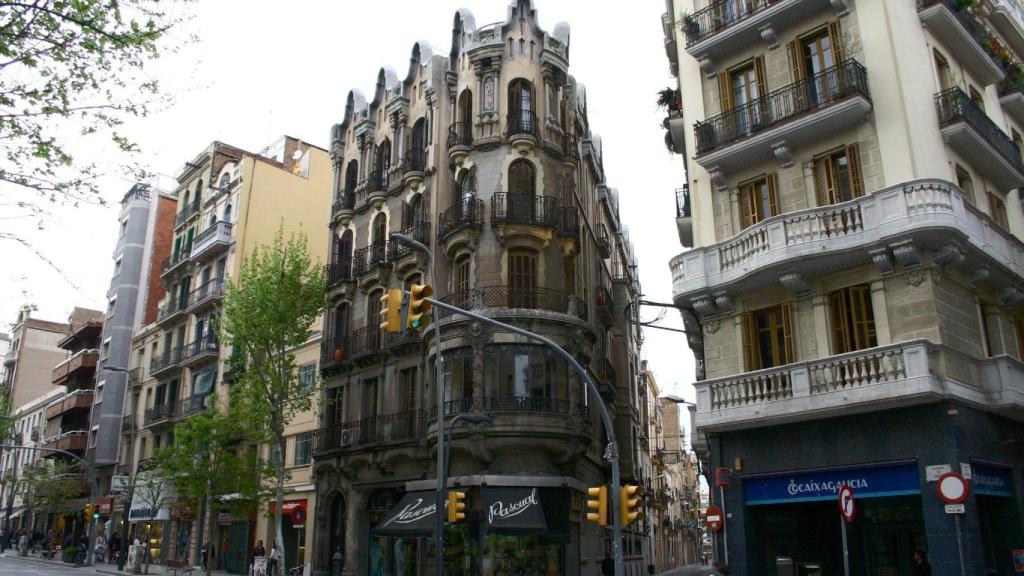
344;489;367;576
870;280;892;346
811;294;831;358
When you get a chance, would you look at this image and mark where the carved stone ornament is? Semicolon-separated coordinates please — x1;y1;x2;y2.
771;141;793;168
905;269;928;287
699;55;716;79
708;166;726;190
469;320;484;338
968;267;990;287
780;271;811;295
759;24;778;48
713;292;733;312
704;319;721;335
830;0;850;16
691;295;717;317
933;243;965;269
999;286;1024;307
890;240;921;268
869;248;894;275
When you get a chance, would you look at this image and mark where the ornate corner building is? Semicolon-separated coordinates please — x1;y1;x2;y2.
311;2;646;575
664;0;1024;574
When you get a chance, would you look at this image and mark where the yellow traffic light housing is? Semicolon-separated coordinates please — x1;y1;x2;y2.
407;284;433;331
84;503;94;519
379;288;402;333
447;490;467;523
585;485;608;526
620;485;644;525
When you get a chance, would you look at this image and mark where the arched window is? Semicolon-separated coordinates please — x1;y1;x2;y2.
508;78;534;134
218;173;230;189
194;179;203;205
222;202;232;223
344;160;358;209
371;213;387;264
208;213;217;229
459;89;473;125
508;159;535;196
410;119;427;170
333;302;350;346
374;140;391;190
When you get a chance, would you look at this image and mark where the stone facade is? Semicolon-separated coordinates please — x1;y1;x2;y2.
312;2;645;575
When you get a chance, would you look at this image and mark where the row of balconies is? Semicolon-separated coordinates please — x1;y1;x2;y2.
163;220;233;281
143;393;210;427
695;339;1024;432
157;279;226;326
445;113;580;163
44;388;93;420
39;430;88;454
149;337;219;378
51;349;99;385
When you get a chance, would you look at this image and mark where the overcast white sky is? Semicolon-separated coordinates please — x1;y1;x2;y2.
1;0;697;425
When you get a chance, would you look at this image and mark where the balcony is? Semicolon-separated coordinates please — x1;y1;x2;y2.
482;396;570;414
40;430;88;454
352;241;389;278
989;0;1024;56
596;224;611;258
663;12;678;77
918;0;1005;86
438;199;484;244
156;294;189;325
190;221;233;260
388;222;432;262
121;414;135;433
694;339;1024;432
333;191;356;216
346;326;385;364
51;349;99;385
596;357;618;397
447;121;473;149
438;286;587;324
676;185;693;248
177;393;209;419
150;347;183;378
998;75;1024;124
144;402;176;427
160;248;191;278
557;208;579;240
180;337;218;368
491;194;560;229
45;389;94;420
669;179;1024;306
320;335;348;372
173;203;200;230
694;59;871;175
596;283;615;326
505;110;538;142
683;0;849;74
325;261;353;289
935;87;1024;189
401;147;427;188
666;109;687;156
187;280;225;314
312;409;426;456
366;169;389;207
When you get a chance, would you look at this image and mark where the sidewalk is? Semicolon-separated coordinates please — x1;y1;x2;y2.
2;552;229;574
655;564;715;576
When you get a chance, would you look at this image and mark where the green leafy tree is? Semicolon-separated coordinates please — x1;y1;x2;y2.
221;227;325;554
0;0;194;265
154;402;265;576
20;458;88;517
124;469;172;574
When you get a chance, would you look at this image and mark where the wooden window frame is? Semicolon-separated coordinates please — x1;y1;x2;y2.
829;284;877;354
741;303;795;371
739;174;779;229
813;144;864;206
955;164;976;205
987;191;1009;229
508;248;538;308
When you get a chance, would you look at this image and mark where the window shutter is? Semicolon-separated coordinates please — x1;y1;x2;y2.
849;285;876;350
767;174;779;217
781;303;796;364
814;158;831;206
740;184;755;229
828;21;843;65
845;144;865;199
401;201;413;229
788;40;805;82
718;72;734;113
830;290;851;354
741;312;757;371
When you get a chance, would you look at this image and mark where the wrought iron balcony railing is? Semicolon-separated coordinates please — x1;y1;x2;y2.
505;110;538;139
352;241;389;276
401;147;426;174
482;396;570;414
491;193;560;228
935;87;1024;173
325;261;353;288
695;59;870;155
367;169;389;194
676;185;691;218
447;122;473;148
347;326;384;359
389;222;432;260
683;0;778;47
438;199;484;241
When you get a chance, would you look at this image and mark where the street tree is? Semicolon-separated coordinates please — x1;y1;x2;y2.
20;458;88;523
221;227;325;555
123;468;172;574
154;401;265;576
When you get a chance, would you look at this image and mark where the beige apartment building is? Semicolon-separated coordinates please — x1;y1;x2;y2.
311;2;647;575
121;137;330;572
3;305;69;409
665;0;1024;574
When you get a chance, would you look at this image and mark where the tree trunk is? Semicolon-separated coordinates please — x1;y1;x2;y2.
204;475;214;576
274;432;286;573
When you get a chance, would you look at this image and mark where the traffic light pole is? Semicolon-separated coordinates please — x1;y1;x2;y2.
420;296;625;576
0;444;98;565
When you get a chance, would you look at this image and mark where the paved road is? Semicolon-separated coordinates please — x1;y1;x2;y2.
0;554;85;575
656;564;716;576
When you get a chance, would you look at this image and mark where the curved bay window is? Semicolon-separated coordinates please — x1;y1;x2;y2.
507;78;535;137
483;344;568;413
343;160;358;209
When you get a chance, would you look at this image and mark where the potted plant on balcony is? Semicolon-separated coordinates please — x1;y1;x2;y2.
334;347;345;363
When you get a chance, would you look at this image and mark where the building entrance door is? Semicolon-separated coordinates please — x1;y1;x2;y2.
863;524;924;576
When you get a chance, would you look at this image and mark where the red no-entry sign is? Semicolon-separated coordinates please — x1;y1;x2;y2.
705;504;724;532
936;472;970;504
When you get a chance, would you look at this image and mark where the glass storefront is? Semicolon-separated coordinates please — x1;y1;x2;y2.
130;521;165;564
368;536;418;576
482;534;563;576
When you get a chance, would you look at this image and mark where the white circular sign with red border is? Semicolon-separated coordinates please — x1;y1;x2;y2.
936;472;970;504
838;483;856;523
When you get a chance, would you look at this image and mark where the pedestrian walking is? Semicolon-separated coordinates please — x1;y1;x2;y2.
911;549;931;576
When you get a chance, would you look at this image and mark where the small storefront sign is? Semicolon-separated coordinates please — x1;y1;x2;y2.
972;462;1012;497
217;512;232;525
128;478;173;521
483;487;546;534
97;496;114;515
373;491;438;536
268;499;308;526
743;462;920;505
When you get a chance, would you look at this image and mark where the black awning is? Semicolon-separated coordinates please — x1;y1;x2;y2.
484;487;547;535
371;491;439;537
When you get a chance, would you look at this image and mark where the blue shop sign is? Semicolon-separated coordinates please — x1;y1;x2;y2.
972;462;1013;497
744;462;921;505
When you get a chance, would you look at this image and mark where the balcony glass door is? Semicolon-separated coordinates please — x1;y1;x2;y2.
730;63;762;137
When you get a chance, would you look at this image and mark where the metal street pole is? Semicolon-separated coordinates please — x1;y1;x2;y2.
0;444;99;565
418;294;626;576
103;365;134;571
388;233;446;576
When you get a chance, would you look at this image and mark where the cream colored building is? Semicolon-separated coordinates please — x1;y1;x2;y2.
665;0;1024;574
122;137;330;571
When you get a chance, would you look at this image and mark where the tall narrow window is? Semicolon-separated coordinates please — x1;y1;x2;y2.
564;255;576;296
454;255;471;303
508;249;538;308
367;289;382;348
1015;319;1024;361
741;304;795;371
830;285;877;354
955;165;976;205
969;86;985;112
508;78;534;133
459;89;473;124
720;58;766;135
739;175;778;229
789;23;842;83
344;160;358;208
362;378;378;419
813;144;864;205
443;349;475;415
935;51;953;92
987;192;1009;229
399;367;417;412
509;159;536;196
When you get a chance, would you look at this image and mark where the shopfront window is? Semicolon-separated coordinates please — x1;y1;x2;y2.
368;490;419;576
482;534;562;575
483;344;567;412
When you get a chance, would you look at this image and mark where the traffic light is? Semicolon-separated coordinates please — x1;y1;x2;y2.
585;485;608;526
620;485;644;525
447;490;467;523
379;288;402;333
84;503;94;520
407;284;433;331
